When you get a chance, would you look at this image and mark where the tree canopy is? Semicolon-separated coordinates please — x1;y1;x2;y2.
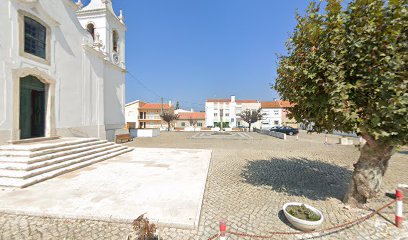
239;109;263;131
275;0;407;146
275;0;407;205
160;111;179;131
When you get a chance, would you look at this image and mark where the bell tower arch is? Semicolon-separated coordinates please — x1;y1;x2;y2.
76;0;126;67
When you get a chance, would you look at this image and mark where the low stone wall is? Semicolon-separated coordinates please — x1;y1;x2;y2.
130;128;160;138
339;137;354;145
255;128;286;140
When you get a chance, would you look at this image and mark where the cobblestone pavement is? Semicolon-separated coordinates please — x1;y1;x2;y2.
1;131;407;239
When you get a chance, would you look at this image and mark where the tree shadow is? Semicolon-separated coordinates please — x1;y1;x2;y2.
241;157;352;200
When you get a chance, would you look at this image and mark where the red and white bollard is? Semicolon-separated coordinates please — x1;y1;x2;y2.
219;221;227;240
396;189;404;228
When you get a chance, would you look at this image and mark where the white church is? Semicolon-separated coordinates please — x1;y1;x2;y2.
0;0;133;188
0;0;127;145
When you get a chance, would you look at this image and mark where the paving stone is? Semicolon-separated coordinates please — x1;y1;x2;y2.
0;132;407;239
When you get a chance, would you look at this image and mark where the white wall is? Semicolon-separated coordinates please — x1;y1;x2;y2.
205;101;238;128
0;0;126;144
125;102;139;126
260;108;282;129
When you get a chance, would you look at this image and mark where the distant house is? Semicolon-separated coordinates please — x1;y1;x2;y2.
260;101;282;129
125;101;174;129
260;100;297;129
175;112;206;131
279;101;297;127
205;95;261;129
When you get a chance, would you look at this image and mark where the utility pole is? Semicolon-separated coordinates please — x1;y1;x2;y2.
161;97;164;115
160;97;164;129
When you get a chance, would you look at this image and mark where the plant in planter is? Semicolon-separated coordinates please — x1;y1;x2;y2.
286;204;321;221
283;202;324;231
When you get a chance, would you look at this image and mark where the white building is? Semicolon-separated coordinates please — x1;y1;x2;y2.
260;101;282;129
260;101;297;129
205;96;261;129
0;0;127;144
125;100;174;129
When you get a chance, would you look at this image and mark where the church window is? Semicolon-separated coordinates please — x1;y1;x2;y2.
113;30;119;52
24;16;46;59
87;23;95;40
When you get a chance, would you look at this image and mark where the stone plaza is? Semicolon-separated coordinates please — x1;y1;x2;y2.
1;131;407;239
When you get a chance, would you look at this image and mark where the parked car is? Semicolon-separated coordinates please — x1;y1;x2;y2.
269;126;299;136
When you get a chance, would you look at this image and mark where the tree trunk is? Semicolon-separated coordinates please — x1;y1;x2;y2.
167;122;170;131
248;123;251;132
343;135;394;207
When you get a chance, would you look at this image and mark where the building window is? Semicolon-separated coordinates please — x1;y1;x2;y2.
181;122;186;127
214;113;218;117
112;30;119;52
24;16;46;59
225;113;229;117
274;120;279;125
87;23;95;40
197;122;203;127
139;112;146;119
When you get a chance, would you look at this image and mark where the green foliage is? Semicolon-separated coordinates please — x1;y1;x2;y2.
287;204;321;221
275;0;407;146
239;109;263;125
160;111;179;123
214;122;230;128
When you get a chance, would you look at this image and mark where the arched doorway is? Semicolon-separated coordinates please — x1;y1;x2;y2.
19;75;46;139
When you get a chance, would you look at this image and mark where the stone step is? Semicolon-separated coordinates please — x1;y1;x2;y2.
0;142;117;171
0;145;128;179
0;138;100;157
0;140;109;164
0;147;133;188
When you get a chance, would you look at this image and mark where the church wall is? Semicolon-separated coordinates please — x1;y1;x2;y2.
103;64;126;141
0;0;22;143
0;0;126;144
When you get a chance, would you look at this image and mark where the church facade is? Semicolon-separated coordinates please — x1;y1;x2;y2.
0;0;127;144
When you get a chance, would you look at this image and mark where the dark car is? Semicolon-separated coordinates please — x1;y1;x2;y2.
270;126;299;136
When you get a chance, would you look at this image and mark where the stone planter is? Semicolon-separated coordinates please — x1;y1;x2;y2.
283;202;324;231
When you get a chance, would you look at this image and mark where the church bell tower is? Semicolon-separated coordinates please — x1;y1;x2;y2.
76;0;126;68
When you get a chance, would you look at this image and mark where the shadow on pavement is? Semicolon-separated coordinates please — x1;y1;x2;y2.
241;157;352;201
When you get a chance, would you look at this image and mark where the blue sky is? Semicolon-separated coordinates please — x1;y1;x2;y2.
82;1;315;110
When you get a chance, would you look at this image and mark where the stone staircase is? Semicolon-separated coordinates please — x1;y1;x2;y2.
0;138;133;188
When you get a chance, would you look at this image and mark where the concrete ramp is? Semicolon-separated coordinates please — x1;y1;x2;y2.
0;148;212;229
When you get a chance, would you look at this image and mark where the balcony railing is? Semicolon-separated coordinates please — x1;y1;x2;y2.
139;116;161;120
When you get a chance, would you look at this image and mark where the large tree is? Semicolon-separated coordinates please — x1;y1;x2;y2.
160;112;179;131
239;109;263;132
275;0;407;206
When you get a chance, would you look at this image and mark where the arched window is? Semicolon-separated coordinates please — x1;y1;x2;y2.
86;23;95;40
112;30;119;52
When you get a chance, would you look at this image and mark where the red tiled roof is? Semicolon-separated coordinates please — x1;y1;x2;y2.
206;98;230;103
261;101;281;108
206;99;257;103
261;100;295;108
139;103;172;110
178;112;206;120
236;100;258;103
279;100;294;108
